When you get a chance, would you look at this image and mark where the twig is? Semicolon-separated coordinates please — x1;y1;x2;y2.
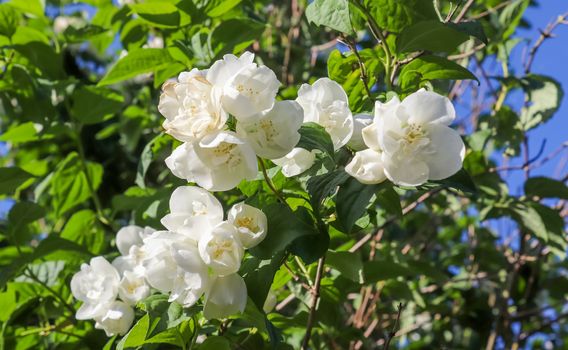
524;13;568;74
339;36;372;100
453;0;476;23
301;257;326;350
471;1;513;20
259;158;287;204
349;188;442;252
383;303;404;350
350;0;393;89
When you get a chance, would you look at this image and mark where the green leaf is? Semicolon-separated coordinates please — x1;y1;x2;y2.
205;0;242;17
63;24;107;43
129;2;181;28
136;133;171;188
0;122;40;144
396;20;470;53
8;201;45;241
0;167;33;194
144;327;185;348
50;152;103;216
242;253;284;311
305;0;353;34
297;122;335;159
398;55;478;91
364;259;412;283
250;203;318;260
511;202;548;242
336;177;380;232
200;336;230;350
0;4;19;37
450;21;487;44
209;18;265;56
326;250;364;283
7;0;44;18
98;48;176;86
499;0;529;39
60;210;105;254
376;186;402;219
434;169;477;195
120;19;148;50
327;49;383;111
15;261;65;286
362;0;437;33
72;86;124;124
12;27;64;79
307;169;350;212
520;75;563;131
117;314;150;350
524;177;568;200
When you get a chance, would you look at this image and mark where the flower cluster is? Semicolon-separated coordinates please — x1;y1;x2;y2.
161;52;304;191
70;186;267;336
70;51;466;338
346;89;465;186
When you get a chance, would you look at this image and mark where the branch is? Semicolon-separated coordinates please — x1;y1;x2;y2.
383;303;404;350
338;36;372;100
453;0;476;23
524;13;568;74
301;257;326;350
259;158;287;204
350;188;442;252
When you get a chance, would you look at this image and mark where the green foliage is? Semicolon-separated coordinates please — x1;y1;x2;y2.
0;0;566;349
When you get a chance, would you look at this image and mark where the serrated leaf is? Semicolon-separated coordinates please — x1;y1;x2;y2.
305;0;353;34
362;0;437;33
297;122;335;158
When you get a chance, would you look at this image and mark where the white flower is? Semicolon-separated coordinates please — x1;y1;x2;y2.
161;186;224;241
263;291;277;313
94;301;134;337
70;257;120;320
169;243;210;307
198;222;244;276
272;147;316;177
118;271;150;305
116;225;154;256
113;226;154;276
345;149;387;185
236;100;303;159
165;131;258;192
143;231;210;307
348;113;373;151
227;202;267;248
207;52;280;121
158;69;227;143
296;78;353;150
203;274;247;319
372;90;465;186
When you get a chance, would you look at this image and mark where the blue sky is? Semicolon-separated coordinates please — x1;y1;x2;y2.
504;1;568;190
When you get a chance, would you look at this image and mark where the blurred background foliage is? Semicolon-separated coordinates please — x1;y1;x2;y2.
0;0;566;349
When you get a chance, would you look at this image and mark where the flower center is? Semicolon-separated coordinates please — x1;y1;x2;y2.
191;201;208;216
235;216;259;232
211;239;234;260
212;142;242;168
259;119;276;141
400;123;429;154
